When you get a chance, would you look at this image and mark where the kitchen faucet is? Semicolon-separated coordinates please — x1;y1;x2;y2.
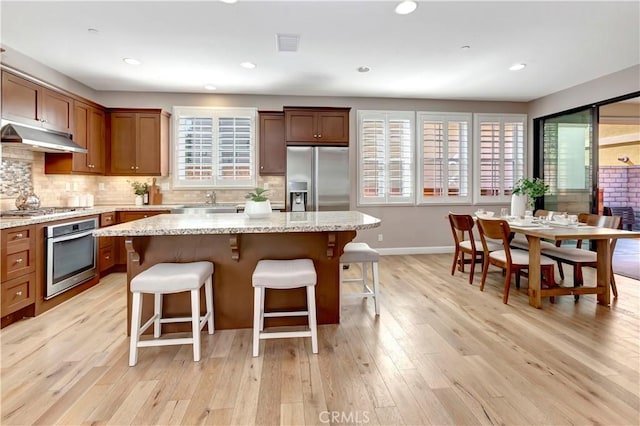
205;190;216;205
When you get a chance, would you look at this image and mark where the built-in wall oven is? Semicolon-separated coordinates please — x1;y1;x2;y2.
44;217;98;299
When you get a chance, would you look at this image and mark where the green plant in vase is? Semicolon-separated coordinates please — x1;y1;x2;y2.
244;187;271;218
512;177;550;210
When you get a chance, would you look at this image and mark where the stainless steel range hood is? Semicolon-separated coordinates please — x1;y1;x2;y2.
1;121;87;154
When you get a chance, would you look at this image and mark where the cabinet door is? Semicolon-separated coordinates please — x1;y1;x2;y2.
1;71;40;124
285;109;317;143
88;107;106;173
40;88;73;133
259;112;285;175
109;112;138;174
72;101;91;172
316;110;349;144
136;113;161;175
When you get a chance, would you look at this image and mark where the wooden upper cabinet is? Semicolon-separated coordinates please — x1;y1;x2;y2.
107;109;170;176
1;71;73;134
258;111;286;175
44;100;106;175
284;107;350;145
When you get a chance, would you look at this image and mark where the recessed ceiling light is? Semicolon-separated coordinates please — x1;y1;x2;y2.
509;63;526;71
240;62;256;69
220;0;237;3
87;28;99;35
357;66;371;73
460;45;471;50
395;1;418;15
204;85;217;91
123;57;141;66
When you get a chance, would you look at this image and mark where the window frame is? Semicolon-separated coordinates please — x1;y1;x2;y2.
172;106;257;189
473;113;527;204
357;110;415;206
417;111;473;205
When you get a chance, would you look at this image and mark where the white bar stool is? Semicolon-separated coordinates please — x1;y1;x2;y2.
252;259;318;357
129;261;214;366
339;242;380;315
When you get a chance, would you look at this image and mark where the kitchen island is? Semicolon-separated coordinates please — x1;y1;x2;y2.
93;211;381;332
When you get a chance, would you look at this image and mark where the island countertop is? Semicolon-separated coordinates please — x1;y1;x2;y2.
93;210;381;236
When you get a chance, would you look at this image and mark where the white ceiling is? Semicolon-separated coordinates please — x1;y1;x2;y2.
1;1;639;102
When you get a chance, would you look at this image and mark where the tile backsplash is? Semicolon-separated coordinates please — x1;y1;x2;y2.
1;149;285;210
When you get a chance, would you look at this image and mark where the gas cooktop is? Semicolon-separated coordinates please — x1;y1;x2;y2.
0;207;88;219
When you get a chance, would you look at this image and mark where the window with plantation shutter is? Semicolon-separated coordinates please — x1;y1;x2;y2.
173;107;256;188
473;113;526;203
358;111;414;204
418;112;471;204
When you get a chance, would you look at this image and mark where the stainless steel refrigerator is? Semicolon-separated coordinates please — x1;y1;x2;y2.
286;146;350;211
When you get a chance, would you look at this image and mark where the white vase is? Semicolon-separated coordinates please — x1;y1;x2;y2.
135;195;143;206
510;194;527;218
245;200;271;218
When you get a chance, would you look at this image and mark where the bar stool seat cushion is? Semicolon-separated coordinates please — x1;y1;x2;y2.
340;242;380;263
131;262;214;294
252;259;316;289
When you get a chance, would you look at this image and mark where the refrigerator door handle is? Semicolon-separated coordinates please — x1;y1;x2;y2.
313;147;320;210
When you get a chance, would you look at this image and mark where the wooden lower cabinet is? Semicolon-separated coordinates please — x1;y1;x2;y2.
1;225;36;326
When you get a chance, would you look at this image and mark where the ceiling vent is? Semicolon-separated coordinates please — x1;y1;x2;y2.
277;34;299;53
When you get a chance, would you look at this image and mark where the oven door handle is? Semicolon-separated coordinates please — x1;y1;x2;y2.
49;229;96;243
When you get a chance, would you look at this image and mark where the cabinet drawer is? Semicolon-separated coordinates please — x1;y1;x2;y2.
117;210;169;223
99;245;116;271
1;273;35;316
100;212;116;227
4;226;35;254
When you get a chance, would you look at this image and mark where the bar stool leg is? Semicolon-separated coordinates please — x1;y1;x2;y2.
191;289;201;362
307;285;318;354
259;287;266;331
361;262;368;293
153;293;162;338
372;261;380;316
253;287;262;357
129;292;143;366
205;276;214;334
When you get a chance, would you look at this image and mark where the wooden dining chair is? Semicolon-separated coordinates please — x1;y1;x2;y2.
448;213;501;284
477;218;556;304
541;213;621;299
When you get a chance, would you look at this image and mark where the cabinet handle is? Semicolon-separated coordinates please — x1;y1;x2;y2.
131;166;135;170
15;233;23;238
313;134;317;138
15;258;23;264
16;291;22;296
105;255;110;260
318;134;322;138
143;215;148;218
135;166;139;170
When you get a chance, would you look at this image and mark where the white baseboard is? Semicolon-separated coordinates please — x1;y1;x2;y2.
376;246;454;256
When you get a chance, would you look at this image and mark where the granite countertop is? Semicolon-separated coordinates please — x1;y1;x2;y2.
0;203;285;229
92;211;381;236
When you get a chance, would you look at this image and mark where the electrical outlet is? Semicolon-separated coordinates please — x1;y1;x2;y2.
377;234;383;242
73;182;79;191
98;183;105;191
263;182;270;189
65;183;71;191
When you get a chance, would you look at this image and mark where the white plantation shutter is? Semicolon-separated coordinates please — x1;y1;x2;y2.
177;117;214;181
418;112;471;204
474;113;526;203
358;111;414;204
173;107;256;188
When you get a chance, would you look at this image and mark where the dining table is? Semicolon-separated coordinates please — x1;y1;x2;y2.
508;220;640;308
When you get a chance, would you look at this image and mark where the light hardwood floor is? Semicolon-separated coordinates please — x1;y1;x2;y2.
1;254;639;425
